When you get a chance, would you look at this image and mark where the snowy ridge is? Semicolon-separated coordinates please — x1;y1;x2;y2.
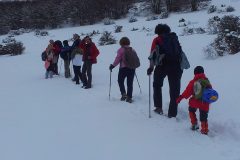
1;0;240;160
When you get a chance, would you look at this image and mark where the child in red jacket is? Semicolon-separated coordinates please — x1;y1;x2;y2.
176;66;212;135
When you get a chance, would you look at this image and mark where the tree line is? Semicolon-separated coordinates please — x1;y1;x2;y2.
0;0;135;35
151;0;211;14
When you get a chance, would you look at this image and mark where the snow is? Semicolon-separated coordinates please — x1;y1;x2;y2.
1;0;240;160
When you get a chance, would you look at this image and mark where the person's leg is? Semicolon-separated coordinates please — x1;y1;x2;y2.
126;69;135;103
64;60;71;78
81;62;87;87
118;68;127;100
188;107;199;130
73;65;79;84
200;109;209;134
153;66;166;114
167;68;183;117
86;61;92;88
126;69;135;98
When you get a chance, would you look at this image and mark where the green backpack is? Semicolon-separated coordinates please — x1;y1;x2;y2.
193;78;211;100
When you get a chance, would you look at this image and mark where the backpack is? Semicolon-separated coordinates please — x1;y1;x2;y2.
193;78;218;103
123;47;140;69
202;88;219;103
41;51;47;61
149;33;182;66
160;33;182;63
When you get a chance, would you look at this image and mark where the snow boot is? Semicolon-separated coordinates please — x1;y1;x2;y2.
201;121;209;135
45;71;49;79
191;123;199;131
120;94;127;101
126;97;133;103
49;71;53;78
154;107;163;115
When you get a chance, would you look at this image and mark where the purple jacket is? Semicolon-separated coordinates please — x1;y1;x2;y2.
113;46;135;68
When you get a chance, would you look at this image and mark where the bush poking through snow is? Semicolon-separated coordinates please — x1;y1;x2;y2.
211;15;240;56
159;11;168;19
103;18;115;25
146;15;158;21
129;16;138;23
35;30;49;36
226;6;235;12
114;25;123;33
98;31;116;46
208;5;217;13
203;43;218;59
181;27;206;36
131;27;139;31
86;30;100;37
2;37;16;44
0;39;25;56
207;16;221;34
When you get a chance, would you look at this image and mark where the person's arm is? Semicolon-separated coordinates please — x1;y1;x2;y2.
112;48;124;67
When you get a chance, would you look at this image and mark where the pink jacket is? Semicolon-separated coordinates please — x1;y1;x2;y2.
113;46;134;68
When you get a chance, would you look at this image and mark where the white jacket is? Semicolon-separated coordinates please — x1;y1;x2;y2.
72;54;82;66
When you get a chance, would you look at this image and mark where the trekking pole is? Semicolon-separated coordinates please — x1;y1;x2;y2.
109;71;112;100
135;72;142;94
149;75;151;118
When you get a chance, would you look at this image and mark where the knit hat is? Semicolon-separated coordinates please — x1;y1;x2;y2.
194;66;204;75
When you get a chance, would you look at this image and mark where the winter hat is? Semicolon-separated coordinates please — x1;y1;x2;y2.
194;66;204;75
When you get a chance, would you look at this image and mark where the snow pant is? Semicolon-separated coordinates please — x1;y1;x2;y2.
118;67;135;98
73;65;83;84
46;63;54;78
64;60;71;78
153;65;182;117
82;60;92;87
189;106;209;134
53;55;59;75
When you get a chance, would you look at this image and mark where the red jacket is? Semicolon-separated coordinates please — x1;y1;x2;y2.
150;36;163;53
53;43;61;55
181;73;212;111
80;42;99;64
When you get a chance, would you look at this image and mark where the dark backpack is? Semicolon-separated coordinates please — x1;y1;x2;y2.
160;33;182;63
123;47;140;69
41;51;47;61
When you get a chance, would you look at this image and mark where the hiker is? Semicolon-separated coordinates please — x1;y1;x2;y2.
176;66;212;135
60;40;71;78
71;44;84;85
80;36;99;89
109;37;140;103
147;24;183;118
49;40;62;75
44;44;54;79
71;34;81;81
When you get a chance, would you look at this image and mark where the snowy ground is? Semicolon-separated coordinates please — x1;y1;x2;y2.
1;0;240;160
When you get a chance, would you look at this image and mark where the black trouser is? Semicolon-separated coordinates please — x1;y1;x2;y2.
82;60;92;87
153;65;182;117
73;65;83;84
189;107;208;122
53;63;58;74
47;62;54;72
118;67;135;98
64;60;71;78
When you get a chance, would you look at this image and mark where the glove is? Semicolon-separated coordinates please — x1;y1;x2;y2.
147;67;154;75
176;95;183;104
109;64;115;72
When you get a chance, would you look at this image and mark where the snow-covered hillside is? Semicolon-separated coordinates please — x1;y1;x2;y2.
0;0;240;160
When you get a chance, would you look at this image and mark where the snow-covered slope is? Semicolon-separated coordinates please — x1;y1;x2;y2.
0;0;240;160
